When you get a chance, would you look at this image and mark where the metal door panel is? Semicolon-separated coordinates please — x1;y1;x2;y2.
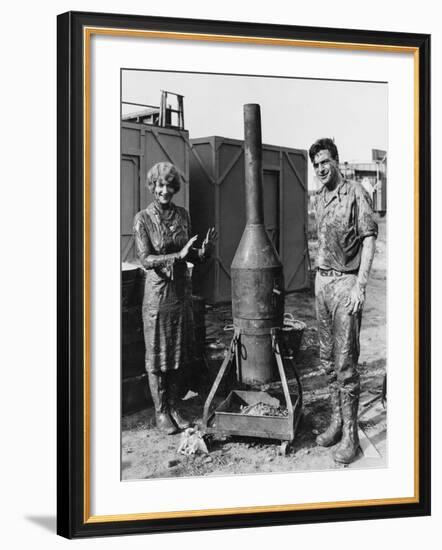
121;155;140;261
263;170;280;252
282;150;308;290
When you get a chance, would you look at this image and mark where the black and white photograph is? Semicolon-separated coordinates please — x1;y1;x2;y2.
120;69;388;481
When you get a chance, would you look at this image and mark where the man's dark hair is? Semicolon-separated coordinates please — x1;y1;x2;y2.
309;138;339;163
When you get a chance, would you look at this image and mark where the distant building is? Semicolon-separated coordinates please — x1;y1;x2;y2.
340;149;387;215
307;189;317;214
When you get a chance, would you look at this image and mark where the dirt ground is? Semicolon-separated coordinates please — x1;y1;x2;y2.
122;217;387;480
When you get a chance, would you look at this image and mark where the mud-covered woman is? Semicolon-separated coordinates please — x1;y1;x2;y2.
133;162;216;434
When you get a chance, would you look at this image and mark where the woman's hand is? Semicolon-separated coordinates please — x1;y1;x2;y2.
178;235;198;260
201;227;218;257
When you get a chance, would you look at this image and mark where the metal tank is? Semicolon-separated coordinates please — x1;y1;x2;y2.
231;104;284;385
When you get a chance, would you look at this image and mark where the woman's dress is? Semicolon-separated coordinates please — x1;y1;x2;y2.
133;201;198;374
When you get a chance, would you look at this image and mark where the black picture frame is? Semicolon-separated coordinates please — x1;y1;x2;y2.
57;10;431;539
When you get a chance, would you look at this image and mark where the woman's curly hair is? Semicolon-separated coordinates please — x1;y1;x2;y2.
146;162;184;194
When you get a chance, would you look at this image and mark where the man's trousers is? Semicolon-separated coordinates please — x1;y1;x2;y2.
315;271;362;393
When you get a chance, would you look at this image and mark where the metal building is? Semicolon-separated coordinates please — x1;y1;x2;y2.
121;92;190;262
121;123;190;261
340;149;387;216
189;136;309;303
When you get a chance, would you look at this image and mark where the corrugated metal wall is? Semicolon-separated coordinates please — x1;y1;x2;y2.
189;136;309;303
121;122;190;262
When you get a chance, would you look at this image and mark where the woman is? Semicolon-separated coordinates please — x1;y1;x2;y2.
133;162;216;434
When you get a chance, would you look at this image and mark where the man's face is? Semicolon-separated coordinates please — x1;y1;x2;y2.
313;149;340;189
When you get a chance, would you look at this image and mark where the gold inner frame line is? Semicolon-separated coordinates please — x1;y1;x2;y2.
85;26;418;53
82;26;420;524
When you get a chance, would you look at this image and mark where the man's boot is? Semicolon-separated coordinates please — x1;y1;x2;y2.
168;371;190;430
147;372;177;435
316;383;342;447
333;388;360;464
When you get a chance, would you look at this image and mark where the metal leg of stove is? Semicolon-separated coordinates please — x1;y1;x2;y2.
272;329;304;442
286;354;304;438
272;331;294;421
202;343;236;429
286;355;303;411
235;333;242;386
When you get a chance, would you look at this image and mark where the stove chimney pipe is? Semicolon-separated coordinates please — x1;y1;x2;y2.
244;104;264;225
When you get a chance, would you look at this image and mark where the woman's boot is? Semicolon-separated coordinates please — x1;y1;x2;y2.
333;388;360;464
147;372;177;434
316;383;342;447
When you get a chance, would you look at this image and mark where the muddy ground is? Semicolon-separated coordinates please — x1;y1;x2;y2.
122;217;387;480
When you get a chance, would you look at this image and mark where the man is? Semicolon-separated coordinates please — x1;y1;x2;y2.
309;138;377;464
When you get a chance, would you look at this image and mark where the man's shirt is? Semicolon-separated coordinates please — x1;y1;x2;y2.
316;178;378;272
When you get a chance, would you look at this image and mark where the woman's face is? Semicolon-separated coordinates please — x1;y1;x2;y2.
153;177;175;206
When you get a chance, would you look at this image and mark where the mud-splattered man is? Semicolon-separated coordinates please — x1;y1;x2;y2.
309;138;377;464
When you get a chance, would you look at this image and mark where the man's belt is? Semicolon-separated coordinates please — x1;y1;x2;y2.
318;268;358;277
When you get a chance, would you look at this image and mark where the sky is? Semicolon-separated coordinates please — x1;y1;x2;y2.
122;69;387;190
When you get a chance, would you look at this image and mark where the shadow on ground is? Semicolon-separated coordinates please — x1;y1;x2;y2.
25;516;56;533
